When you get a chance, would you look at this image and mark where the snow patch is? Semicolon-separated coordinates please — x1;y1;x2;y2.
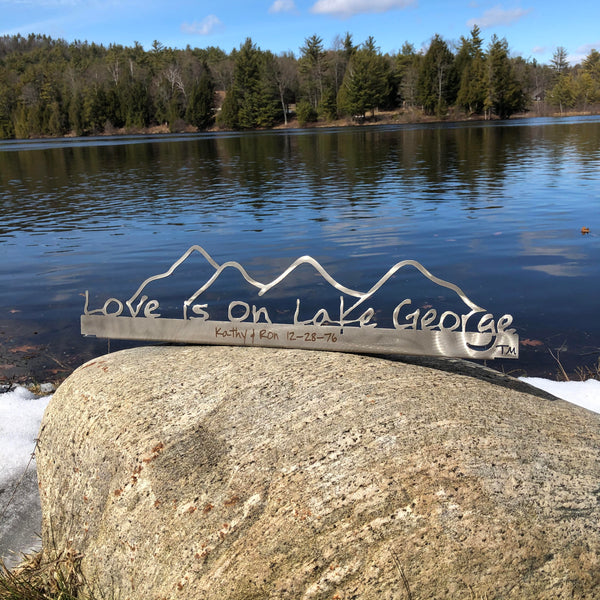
0;386;51;487
520;377;600;414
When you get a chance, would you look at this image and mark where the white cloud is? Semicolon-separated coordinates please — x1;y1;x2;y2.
310;0;415;19
568;43;600;66
467;5;531;29
523;263;583;277
269;0;296;13
181;14;223;36
576;41;600;55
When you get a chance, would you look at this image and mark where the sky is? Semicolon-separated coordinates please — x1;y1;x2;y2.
1;0;599;66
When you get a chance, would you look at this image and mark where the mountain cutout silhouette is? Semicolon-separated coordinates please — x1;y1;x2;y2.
124;245;484;320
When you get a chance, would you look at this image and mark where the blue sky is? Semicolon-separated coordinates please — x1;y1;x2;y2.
1;0;599;65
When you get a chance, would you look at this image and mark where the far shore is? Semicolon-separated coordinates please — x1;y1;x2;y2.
14;107;600;141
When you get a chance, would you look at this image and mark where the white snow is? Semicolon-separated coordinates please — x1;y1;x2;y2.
1;386;52;566
0;386;51;487
519;377;600;414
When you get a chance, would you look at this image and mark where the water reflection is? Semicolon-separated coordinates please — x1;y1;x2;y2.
2;119;599;232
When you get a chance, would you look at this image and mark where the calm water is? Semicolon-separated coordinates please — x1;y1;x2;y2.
1;116;599;380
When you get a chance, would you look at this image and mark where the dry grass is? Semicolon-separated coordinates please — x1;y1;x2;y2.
575;358;600;382
547;342;600;382
0;549;107;600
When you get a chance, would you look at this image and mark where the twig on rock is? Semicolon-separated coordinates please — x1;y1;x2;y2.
389;547;412;600
548;342;569;381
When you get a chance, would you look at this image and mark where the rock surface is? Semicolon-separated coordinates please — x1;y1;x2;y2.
37;346;600;599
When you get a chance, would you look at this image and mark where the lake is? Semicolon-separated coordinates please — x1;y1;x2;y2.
1;116;599;381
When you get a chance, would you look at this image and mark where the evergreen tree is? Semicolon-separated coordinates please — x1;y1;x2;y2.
68;91;84;135
121;80;151;129
337;37;390;119
343;32;356;61
0;31;596;138
550;47;569;76
575;71;599;108
0;68;16;138
43;100;63;135
396;42;421;107
485;35;526;119
454;26;482;82
14;104;30;139
105;86;123;129
185;71;215;129
548;73;576;114
296;99;317;125
83;83;108;133
582;49;600;79
299;35;327;109
578;49;600;107
456;26;487;115
417;34;457;116
320;88;338;120
217;86;240;129
254;58;280;128
331;32;356;104
230;38;279;129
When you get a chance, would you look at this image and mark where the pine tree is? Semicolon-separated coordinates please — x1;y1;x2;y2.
0;68;16;138
337;37;390;119
550;47;569;76
217;86;240;129
456;26;487;115
575;72;598;108
255;59;280;128
83;84;108;133
185;71;214;129
68;91;84;135
224;39;279;130
417;34;457;116
579;49;600;107
396;42;421;108
235;39;263;129
122;80;151;129
582;49;600;79
485;35;526;120
299;35;327;109
548;74;576;114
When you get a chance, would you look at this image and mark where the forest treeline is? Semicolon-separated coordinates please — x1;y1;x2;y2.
0;28;599;139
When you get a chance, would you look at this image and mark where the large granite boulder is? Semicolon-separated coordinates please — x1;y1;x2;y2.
37;346;600;599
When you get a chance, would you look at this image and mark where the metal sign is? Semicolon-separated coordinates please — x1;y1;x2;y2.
81;245;518;360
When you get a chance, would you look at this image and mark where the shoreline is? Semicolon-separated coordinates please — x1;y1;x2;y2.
6;108;600;141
